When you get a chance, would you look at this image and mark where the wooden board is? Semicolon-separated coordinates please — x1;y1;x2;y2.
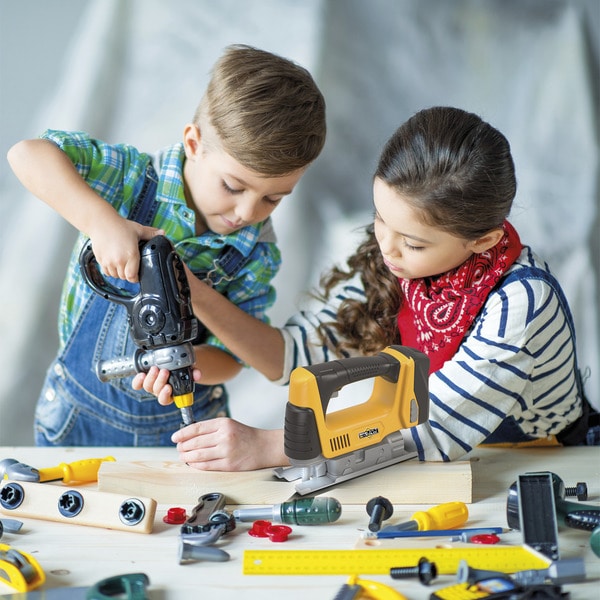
97;458;472;505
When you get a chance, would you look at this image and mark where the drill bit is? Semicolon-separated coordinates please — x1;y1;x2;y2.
174;393;195;426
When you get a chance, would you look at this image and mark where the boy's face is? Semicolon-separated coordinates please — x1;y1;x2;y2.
182;124;305;236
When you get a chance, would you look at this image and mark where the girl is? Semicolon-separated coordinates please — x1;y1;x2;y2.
136;106;591;469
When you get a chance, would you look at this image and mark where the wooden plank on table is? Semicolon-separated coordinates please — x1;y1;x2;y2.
97;459;471;505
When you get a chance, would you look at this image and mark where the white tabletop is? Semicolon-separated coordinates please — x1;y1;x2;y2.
0;445;598;599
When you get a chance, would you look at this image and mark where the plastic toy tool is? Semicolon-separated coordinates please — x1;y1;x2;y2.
233;497;342;525
80;235;201;426
381;501;469;532
274;345;429;495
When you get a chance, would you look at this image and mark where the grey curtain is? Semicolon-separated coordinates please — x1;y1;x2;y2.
1;0;597;445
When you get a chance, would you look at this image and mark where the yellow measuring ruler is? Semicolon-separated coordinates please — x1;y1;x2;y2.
243;546;551;575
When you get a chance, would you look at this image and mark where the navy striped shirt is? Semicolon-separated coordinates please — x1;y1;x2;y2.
275;247;583;461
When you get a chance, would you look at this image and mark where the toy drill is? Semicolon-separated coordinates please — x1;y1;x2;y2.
274;345;430;495
79;235;201;425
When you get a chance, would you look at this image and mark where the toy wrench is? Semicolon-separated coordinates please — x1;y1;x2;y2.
178;492;235;563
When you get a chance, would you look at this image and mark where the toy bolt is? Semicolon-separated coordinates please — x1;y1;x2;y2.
564;482;588;501
390;557;438;585
366;496;393;532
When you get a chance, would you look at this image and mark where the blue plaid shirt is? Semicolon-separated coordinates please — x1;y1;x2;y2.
43;130;281;359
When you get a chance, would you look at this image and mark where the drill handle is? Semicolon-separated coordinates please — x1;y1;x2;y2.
96;354;138;382
79;239;138;309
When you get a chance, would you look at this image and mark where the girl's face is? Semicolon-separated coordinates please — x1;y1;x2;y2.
373;178;478;280
182;123;304;236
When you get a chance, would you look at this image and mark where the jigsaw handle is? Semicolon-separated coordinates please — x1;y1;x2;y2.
284;346;429;462
306;352;401;415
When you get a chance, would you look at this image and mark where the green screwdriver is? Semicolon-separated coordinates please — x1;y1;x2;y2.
233;496;342;525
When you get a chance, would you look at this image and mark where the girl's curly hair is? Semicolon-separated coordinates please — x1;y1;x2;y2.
315;223;400;356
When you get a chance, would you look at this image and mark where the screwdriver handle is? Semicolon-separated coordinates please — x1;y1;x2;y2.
412;501;468;531
233;497;342;525
38;456;116;483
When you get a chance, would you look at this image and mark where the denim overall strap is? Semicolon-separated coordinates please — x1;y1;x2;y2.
35;162;228;447
483;264;592;446
128;162;160;225
200;244;248;287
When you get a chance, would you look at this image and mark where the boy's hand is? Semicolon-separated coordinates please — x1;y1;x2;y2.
89;218;164;283
132;366;202;406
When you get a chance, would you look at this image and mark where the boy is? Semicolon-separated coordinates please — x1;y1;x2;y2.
7;44;326;446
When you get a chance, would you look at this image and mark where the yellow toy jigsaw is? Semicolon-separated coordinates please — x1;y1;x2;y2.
274;345;429;495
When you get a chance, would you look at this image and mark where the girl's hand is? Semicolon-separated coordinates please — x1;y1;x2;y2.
172;419;289;471
132;366;202;406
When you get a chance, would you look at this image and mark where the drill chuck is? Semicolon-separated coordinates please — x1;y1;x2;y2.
174;392;195;426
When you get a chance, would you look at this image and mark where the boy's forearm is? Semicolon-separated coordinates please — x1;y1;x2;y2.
7;139;119;236
186;272;286;381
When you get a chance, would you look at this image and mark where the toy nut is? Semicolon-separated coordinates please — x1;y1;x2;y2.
266;525;292;542
249;520;272;537
163;507;187;524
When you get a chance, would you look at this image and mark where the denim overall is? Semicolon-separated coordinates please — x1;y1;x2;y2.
35;163;240;446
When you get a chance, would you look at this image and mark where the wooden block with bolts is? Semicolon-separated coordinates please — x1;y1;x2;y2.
0;480;157;533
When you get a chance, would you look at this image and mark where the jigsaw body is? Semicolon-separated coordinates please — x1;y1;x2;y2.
274;345;430;495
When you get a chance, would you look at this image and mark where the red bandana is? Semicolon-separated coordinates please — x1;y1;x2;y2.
397;221;523;374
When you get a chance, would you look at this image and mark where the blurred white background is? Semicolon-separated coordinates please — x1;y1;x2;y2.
1;0;598;445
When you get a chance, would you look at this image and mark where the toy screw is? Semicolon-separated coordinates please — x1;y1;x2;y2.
390;557;438;585
366;496;393;532
564;482;588;501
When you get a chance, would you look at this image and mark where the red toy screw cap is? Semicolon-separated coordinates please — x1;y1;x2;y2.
249;520;272;537
266;525;292;542
470;534;500;545
163;507;187;524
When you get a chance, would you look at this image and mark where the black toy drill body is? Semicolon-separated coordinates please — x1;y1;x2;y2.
79;235;201;425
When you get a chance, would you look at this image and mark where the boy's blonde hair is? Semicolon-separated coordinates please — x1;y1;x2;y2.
194;44;326;176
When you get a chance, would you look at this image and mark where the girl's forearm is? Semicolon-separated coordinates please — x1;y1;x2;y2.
186;271;286;381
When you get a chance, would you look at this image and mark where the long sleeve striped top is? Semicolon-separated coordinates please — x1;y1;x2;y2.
274;246;584;461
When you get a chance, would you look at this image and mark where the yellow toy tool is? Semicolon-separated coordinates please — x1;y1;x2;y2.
0;543;45;592
274;345;429;495
0;457;115;484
